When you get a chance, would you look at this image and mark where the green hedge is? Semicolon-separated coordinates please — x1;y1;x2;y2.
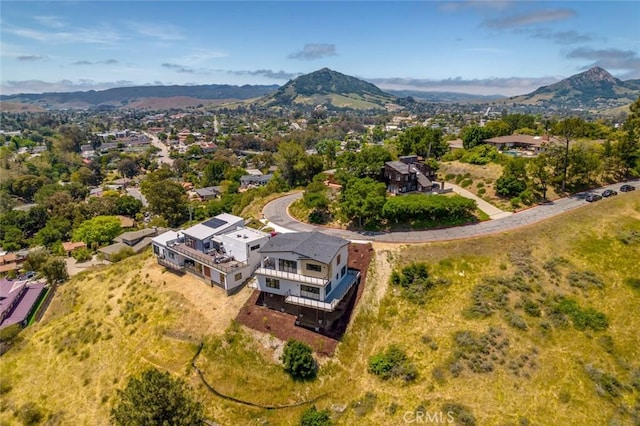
382;194;476;223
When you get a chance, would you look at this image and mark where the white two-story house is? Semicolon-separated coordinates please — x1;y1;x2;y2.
151;213;270;295
254;232;360;331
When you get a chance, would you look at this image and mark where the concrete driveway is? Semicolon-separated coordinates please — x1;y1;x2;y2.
262;180;639;243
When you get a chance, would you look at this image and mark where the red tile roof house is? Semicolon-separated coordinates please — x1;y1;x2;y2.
0;278;46;329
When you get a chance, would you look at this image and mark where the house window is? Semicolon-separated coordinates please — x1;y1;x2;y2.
341;266;346;277
204;241;210;250
153;245;159;255
250;244;260;251
325;282;332;295
336;254;341;266
266;278;280;289
168;252;175;259
396;175;401;181
234;272;242;281
279;259;297;273
301;285;320;294
306;263;322;272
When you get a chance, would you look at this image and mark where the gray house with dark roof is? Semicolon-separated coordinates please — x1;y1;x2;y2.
383;155;437;194
254;232;360;331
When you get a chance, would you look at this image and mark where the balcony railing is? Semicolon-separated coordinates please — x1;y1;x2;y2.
169;243;247;273
255;267;328;287
284;269;360;312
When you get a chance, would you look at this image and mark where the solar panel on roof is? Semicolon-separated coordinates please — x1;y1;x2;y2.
203;217;228;229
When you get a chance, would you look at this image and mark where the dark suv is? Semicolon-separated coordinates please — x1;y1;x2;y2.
602;189;617;197
620;184;636;192
585;194;602;202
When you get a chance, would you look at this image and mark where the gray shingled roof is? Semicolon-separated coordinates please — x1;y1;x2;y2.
386;160;411;174
258;232;348;264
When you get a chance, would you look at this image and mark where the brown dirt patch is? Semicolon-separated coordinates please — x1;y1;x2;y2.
235;243;373;357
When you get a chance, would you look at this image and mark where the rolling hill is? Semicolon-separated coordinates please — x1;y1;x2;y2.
0;84;279;110
507;67;640;112
256;68;398;110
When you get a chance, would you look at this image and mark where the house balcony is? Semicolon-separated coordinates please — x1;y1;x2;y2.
169;243;247;273
255;266;328;287
284;269;360;312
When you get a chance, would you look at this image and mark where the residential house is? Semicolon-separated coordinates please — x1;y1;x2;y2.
193;186;221;201
151;214;270;295
383;155;437;194
240;174;273;189
482;134;550;155
0;277;46;329
254;232;360;331
98;227;166;261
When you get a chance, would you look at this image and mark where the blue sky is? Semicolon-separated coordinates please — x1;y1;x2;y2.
1;1;639;96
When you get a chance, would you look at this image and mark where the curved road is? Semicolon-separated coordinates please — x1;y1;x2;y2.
263;180;639;243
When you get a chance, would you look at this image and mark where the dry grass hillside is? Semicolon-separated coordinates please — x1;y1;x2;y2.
1;191;639;425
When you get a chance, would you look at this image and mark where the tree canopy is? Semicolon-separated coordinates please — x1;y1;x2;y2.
111;368;204;426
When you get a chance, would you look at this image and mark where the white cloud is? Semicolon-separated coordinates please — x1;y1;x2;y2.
484;8;576;29
288;44;337;60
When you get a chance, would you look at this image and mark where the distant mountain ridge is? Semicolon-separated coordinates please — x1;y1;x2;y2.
256;68;398;110
0;84;279;109
385;89;506;103
507;67;639;112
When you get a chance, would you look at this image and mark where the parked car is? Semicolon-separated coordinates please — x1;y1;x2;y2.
602;189;617;197
620;184;636;192
585;194;602;202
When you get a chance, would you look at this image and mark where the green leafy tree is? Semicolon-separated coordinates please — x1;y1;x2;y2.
276;141;306;187
111;368;204;426
553;117;585;192
461;125;492;150
316;139;339;168
496;157;528;197
115;195;143;217
117;158;140;180
339;178;387;227
41;256;68;284
141;179;189;227
281;339;317;380
398;126;446;159
72;216;122;248
527;154;552;200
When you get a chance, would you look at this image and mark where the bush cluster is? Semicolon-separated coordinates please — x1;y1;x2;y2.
368;345;417;382
281;339;317;381
390;263;449;304
382;194;476;223
551;298;608;331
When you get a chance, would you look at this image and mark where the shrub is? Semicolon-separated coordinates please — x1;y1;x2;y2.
110;247;135;263
71;247;93;262
442;402;476;426
567;270;604;290
281;339;317;380
350;392;377;417
368;345;417;381
300;406;331;426
522;299;541;317
585;364;626;399
110;368;203;426
625;277;640;291
477;188;486;195
460;178;473;188
15;403;45;426
553;298;608;331
382;194;476;224
390;262;449;304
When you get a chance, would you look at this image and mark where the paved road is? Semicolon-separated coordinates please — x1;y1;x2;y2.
144;132;174;166
262;180;639;243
